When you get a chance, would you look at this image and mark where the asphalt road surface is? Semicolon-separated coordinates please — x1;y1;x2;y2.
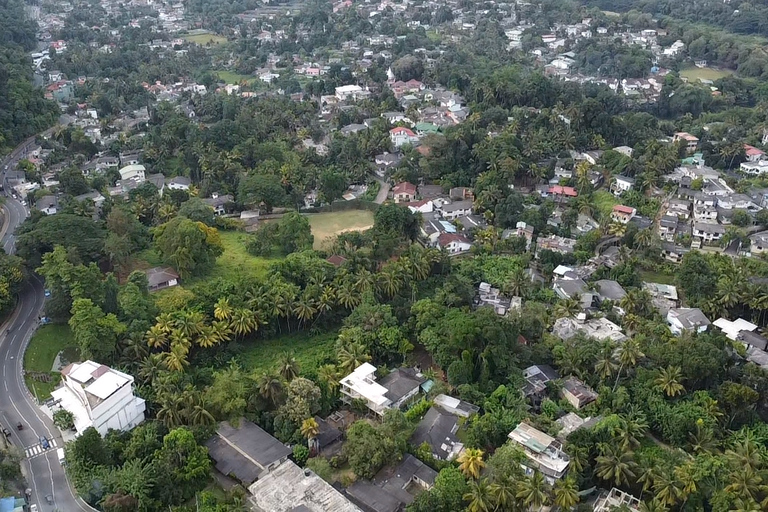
0;143;94;511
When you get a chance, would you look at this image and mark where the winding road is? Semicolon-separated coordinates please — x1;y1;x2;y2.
0;140;94;512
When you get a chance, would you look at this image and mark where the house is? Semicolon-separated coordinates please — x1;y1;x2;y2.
561;376;598;409
594;279;627;304
667;198;692;219
432;394;480;418
417;185;443;199
339;363;426;415
335;84;364;101
145;267;180;292
643;282;679;316
346;455;437;512
547;185;578;199
522;364;560;403
166;176;191;191
36;195;58;215
662;242;689;263
406;199;433;214
475;282;517;316
438;200;473;220
659;215;678;240
390;127;418;147
693;222;725;243
713;317;757;341
611;205;636;224
744;144;765;163
409;406;464;461
537;235;576;255
508;422;570;484
73;191;106;209
673;132;699;153
381;111;409;124
739;330;768;352
248;459;360;512
667;307;710;335
392;182;417;203
750;230;768;257
552;316;627;343
206;420;291;485
118;164;146;183
449;187;474;201
611;175;635;196
594;488;641;512
308;415;342;454
51;361;146;437
375;152;402;173
436;232;472;253
203;193;233;215
552;278;589;300
146;173;165;194
555;412;602;440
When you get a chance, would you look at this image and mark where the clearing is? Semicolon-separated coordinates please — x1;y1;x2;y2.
307;210;375;249
237;330;338;375
131;230;275;283
24;324;79;401
182;32;228;45
593;190;620;218
216;70;258;85
679;66;733;82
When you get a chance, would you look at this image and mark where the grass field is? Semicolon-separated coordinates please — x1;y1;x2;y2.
593;190;620;218
307;210;375;249
679;66;733;82
216;70;257;85
640;270;676;285
183;32;228;45
237;330;338;375
24;324;78;401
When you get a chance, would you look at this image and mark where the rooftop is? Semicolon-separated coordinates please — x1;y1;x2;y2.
409;407;463;461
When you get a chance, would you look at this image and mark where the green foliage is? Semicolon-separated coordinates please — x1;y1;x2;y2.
69;298;126;362
153;217;224;278
292;445;309;466
404;399;434;422
344;410;412;479
178;198;216;226
246;211;314;256
17;214;106;268
407;466;469;512
53;409;75;430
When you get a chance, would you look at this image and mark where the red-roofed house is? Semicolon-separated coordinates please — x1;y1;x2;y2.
437;233;472;254
393;182;417;203
390;127;418;148
611;205;637;224
673;132;699;153
744;144;765;163
406;199;434;214
548;185;578;198
326;254;348;267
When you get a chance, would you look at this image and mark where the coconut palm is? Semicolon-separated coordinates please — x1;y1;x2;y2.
505;267;530;298
195;325;218;348
595;445;637;487
156;312;175;333
595;353;618;381
211;320;233;344
654;366;685;397
317;364;340;392
464;479;493;512
301;417;320;452
214;297;233;321
638;499;668;512
516;471;550;509
553;476;579;509
256;371;285;407
615;412;648;452
138;353;165;385
653;473;683;508
554;297;581;319
725;437;763;473
488;477;516;510
278;353;300;381
163;343;189;372
337;341;371;373
614;337;644;390
145;325;167;349
725;468;763;502
230;307;257;337
377;265;404;298
176;310;205;339
458;448;485;479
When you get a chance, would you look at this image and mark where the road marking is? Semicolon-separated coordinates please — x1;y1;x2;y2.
24;438;57;459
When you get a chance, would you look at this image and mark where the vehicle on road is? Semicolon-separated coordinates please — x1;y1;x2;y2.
44;289;51;297
16;422;22;431
2;427;10;438
39;436;49;450
57;447;65;465
29;504;37;512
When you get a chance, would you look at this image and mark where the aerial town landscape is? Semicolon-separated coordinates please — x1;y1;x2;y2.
1;0;768;510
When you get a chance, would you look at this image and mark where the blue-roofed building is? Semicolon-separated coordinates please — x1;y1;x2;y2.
0;496;25;512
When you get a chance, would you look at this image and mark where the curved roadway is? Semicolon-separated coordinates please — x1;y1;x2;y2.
0;143;94;511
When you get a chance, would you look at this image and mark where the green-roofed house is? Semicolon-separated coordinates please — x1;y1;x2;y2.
681;152;704;166
415;122;440;136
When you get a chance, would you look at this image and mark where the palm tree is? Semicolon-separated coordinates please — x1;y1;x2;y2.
458;448;485;479
301;417;320;452
615;412;648;452
464;479;493;512
595;353;618;381
317;364;340;392
553;476;579;509
156;312;175;333
614;337;644;390
145;325;167;349
278;353;300;381
516;471;550;509
653;473;683;508
377;265;404;298
654;366;685;397
487;477;516;510
214;297;233;321
176;310;205;339
724;468;762;503
639;499;668;512
725;437;762;473
230;307;257;337
138;353;165;385
163;343;189;372
606;221;627;237
505;267;530;298
337;341;371;373
595;445;637;487
554;297;581;319
256;371;285;407
195;325;218;348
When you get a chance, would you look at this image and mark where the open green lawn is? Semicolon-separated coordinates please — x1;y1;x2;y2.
307;210;375;249
679;66;733;82
216;70;257;85
24;324;78;401
640;269;676;285
182;32;228;45
237;330;338;375
593;190;620;218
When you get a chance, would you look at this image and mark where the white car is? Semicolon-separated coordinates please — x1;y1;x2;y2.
30;505;38;512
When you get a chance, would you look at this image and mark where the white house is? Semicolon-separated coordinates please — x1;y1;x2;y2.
166;176;191;192
693;222;725;243
52;361;146;436
339;363;425;415
508;422;570;484
118;164;146;183
611;175;634;196
667;308;710;335
437;233;472;253
335;84;364;101
390;127;418;148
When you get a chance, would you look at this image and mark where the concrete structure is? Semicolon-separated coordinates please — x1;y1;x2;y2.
673;132;699;153
118;163;146;182
52;361;145;436
713;317;757;341
206;420;291;485
438;200;473;220
594;488;641;512
339;363;425;415
248;459;361;512
508;422;570;484
436;233;472;253
335;84;364;101
561;376;598;409
611;205;636;224
390;127;418;147
392;182;417;203
552;316;627;343
667;308;710;335
611;175;635;196
166;175;191;191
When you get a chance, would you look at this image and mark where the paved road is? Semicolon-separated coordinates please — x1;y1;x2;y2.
372;174;390;204
0;142;94;511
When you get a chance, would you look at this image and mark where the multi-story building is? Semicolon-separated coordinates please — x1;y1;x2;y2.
508;422;570;484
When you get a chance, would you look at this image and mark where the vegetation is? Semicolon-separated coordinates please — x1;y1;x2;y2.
23;324;78;401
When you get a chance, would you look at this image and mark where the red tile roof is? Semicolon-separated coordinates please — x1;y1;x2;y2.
437;232;471;246
393;182;417;194
548;185;577;197
612;204;635;214
390;127;415;137
745;144;764;157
